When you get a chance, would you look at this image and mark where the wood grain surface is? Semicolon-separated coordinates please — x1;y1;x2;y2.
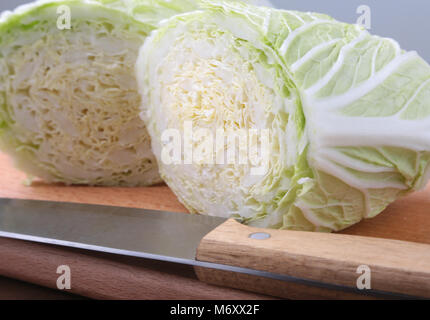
0;153;187;214
0;237;272;300
0;153;276;299
0;276;84;300
0;152;430;299
1;153;429;244
196;219;430;299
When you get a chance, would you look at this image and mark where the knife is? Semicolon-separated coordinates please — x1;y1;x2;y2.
0;198;428;299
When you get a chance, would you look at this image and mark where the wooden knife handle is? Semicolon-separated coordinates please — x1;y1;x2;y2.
195;219;430;299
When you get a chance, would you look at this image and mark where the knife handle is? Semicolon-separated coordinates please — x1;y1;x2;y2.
195;219;430;299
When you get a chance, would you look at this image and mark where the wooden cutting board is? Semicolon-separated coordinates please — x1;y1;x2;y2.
0;152;429;299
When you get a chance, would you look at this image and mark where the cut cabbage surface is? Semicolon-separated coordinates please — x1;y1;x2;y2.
137;1;430;231
0;0;273;186
0;0;201;186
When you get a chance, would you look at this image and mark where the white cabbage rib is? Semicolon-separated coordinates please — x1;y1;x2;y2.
0;1;161;185
138;1;430;232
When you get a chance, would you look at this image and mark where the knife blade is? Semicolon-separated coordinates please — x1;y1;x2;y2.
0;198;425;299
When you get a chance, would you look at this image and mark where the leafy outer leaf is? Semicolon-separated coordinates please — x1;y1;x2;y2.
139;1;430;231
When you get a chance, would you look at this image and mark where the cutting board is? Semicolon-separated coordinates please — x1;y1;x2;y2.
0;152;429;299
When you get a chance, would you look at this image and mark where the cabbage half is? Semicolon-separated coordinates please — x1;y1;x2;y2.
0;0;203;186
137;2;430;231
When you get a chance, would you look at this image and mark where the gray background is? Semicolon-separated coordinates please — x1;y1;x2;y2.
2;0;429;62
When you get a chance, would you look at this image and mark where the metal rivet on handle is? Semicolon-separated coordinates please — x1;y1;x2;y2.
249;232;271;240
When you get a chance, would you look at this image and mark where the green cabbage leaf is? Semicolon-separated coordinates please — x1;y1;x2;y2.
137;1;430;231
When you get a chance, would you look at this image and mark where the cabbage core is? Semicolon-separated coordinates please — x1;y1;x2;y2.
139;17;297;221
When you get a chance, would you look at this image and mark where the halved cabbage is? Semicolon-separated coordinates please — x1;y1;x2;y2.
137;1;430;231
0;0;203;186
